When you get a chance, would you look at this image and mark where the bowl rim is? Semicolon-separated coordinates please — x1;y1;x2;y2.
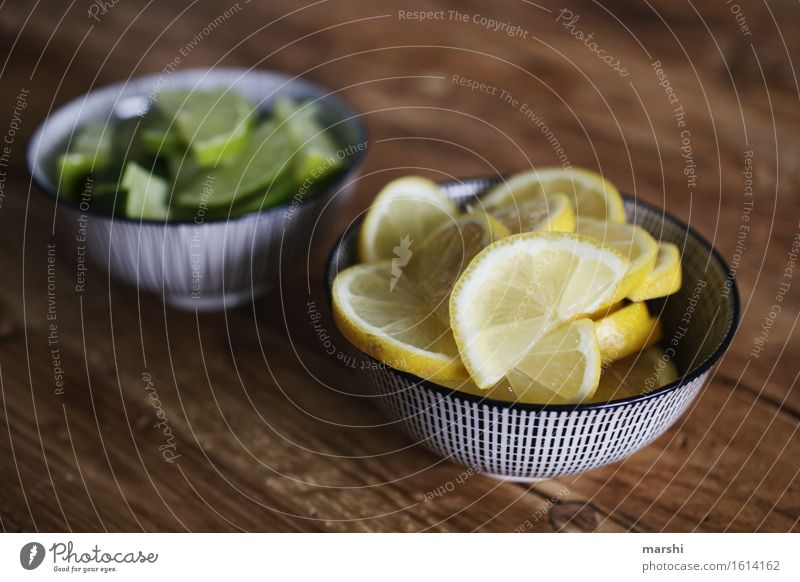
26;67;368;226
324;177;741;412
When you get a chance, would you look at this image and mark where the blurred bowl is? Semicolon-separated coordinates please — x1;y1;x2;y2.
28;67;367;310
325;176;739;481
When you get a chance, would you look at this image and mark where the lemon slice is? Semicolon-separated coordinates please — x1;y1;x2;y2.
443;320;601;404
577;218;658;302
332;261;469;383
589;346;679;403
449;232;630;388
481;167;626;223
358;177;458;263
481;192;575;234
586;301;624;321
628;242;683;301
408;212;510;325
505;319;601;404
595;302;663;365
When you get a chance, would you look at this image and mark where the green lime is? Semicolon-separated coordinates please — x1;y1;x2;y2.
232;173;297;215
273;98;341;184
122;162;169;220
155;88;255;167
174;120;292;210
56;122;112;194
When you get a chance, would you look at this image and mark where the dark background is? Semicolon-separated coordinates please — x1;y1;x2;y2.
0;0;797;531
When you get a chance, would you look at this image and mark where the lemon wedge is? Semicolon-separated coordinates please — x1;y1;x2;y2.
505;319;601;404
577;218;658;302
408;212;510;325
449;232;630;388
332;261;469;383
595;302;663;365
627;242;683;301
443;319;601;404
358;177;457;263
480;192;575;234
481;167;626;223
590;346;679;403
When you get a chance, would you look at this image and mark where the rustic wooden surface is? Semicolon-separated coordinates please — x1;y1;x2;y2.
0;0;798;532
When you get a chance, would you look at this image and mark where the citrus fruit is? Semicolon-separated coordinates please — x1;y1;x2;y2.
407;212;510;325
443;319;601;404
627;242;683;301
481;167;626;223
273;98;341;183
174;121;293;210
505;318;601;404
332;261;469;383
156;88;256;167
594;302;663;365
589;346;679;403
481;192;575;234
358;177;458;263
121;162;169;220
449;232;630;388
577;218;658;302
57;122;112;194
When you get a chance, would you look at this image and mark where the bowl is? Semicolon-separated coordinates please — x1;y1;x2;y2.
28;67;367;310
325;176;739;481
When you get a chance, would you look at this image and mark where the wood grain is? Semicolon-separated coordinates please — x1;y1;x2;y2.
0;0;798;532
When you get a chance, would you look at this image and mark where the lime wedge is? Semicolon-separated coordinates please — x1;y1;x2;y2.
155;88;255;167
273;98;340;184
233;173;297;215
174;121;292;210
122;162;169;220
57;122;113;194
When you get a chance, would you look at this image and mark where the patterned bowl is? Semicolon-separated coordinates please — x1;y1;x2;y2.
28;68;367;310
325;177;739;481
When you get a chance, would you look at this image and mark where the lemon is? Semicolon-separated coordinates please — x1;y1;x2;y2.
449;232;630;388
628;242;683;301
589;346;679;403
407;212;510;325
595;302;663;365
476;192;575;234
586;301;624;321
577;218;658;302
443;320;600;404
481;167;626;223
358;177;458;263
505;319;601;404
332;261;469;383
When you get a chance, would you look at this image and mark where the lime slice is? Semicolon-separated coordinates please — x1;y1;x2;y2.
155;88;255;167
139;109;185;157
174;121;292;210
273;98;341;183
57;122;113;194
233;174;297;215
122;162;169;220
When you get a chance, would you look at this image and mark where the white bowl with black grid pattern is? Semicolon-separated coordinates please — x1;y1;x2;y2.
28;68;366;311
325;177;740;481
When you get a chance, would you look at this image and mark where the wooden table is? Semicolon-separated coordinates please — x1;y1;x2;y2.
1;0;798;532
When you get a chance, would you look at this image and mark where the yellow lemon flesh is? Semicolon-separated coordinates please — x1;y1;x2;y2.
481;167;626;223
577;218;659;302
594;302;663;365
590;346;679;403
358;176;457;263
627;242;683;301
449;232;629;388
332;261;469;383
